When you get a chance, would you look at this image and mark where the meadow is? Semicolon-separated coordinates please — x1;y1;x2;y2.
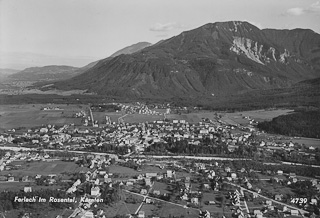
0;104;85;130
219;109;294;125
0;160;84;177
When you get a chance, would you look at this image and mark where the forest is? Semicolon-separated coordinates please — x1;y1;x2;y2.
257;110;320;138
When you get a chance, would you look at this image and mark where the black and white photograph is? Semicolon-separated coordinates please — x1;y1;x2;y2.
0;0;320;217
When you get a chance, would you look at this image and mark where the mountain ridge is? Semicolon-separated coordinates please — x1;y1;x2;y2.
49;21;320;99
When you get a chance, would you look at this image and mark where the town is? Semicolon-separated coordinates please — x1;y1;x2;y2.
0;103;319;218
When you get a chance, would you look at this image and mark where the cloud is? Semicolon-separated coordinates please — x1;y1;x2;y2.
286;7;305;16
284;1;320;16
149;22;184;32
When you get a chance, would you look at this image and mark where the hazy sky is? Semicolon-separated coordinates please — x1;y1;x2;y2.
1;0;319;69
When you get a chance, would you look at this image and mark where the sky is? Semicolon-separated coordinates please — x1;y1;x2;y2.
1;0;320;70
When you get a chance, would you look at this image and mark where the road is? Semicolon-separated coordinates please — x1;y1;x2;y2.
123;190;200;212
1;145;319;169
225;182;309;217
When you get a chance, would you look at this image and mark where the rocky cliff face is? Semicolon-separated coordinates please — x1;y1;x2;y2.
53;21;320;99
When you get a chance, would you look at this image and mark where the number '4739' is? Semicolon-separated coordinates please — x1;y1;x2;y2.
290;198;308;204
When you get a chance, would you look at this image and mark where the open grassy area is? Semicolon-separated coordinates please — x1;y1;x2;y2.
0;182;64;192
93;111;124;124
123;114;164;123
156;202;200;218
2;208;73;218
0;160;84;177
278;137;320;148
220;109;294;126
0;104;85;130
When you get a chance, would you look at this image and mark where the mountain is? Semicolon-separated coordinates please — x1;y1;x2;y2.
110;42;152;57
0;68;20;80
9;65;79;81
0;68;20;75
52;21;320;99
73;42;152;75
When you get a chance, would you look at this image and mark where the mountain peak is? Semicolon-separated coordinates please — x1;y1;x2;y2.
53;21;320;99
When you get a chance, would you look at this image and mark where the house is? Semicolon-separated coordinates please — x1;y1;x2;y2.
277;170;283;175
153;190;160;195
140;189;147;195
126;181;133;186
253;210;263;218
203;184;210;189
231;173;237;179
91;187;100;196
8;176;14;182
67;186;77;194
24;187;32;193
191;197;199;205
83;211;94;218
291;210;299;216
246;182;252;189
225;167;231;172
181;193;188;200
145;172;157;178
275;194;283;201
138;211;145;218
145;178;152;186
167;170;175;178
145;198;153;204
310;199;317;205
266;200;272;206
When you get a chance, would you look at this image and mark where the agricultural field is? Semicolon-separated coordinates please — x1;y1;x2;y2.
93;111;124;124
2;208;73;218
109;165;139;178
0;104;86;130
0;182;63;192
0;160;85;177
278;137;320;148
109;164;166;178
103;192;143;217
123;114;164;123
153;202;200;218
219;109;294;125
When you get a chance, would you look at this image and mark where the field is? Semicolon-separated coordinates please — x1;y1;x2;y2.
0;182;63;192
220;109;294;125
123;114;164;123
93;111;124;124
0;160;85;177
278;137;320;148
0;104;86;130
151;202;200;218
109;164;166;178
2;208;73;218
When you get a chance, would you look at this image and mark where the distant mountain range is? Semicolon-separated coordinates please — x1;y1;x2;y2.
7;42;152;82
0;68;20;79
51;21;320;99
0;68;20;75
